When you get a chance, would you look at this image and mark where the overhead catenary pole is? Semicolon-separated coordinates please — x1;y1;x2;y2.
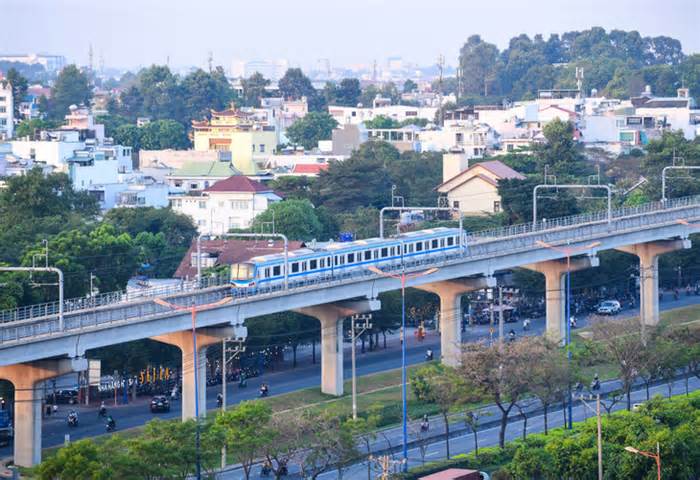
0;267;64;331
662;165;700;202
533;184;612;226
378;206;466;255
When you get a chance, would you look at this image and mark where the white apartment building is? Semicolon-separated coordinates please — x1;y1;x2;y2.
328;104;438;126
0;54;66;72
0;82;13;140
170;176;281;233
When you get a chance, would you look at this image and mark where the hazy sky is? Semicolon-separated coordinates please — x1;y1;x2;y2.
3;0;699;72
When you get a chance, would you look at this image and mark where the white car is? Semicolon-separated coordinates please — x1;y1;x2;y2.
597;300;621;315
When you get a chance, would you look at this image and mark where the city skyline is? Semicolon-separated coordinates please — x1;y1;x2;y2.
2;0;699;72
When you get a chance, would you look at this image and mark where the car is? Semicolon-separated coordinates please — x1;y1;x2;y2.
48;389;79;405
150;395;170;413
597;300;621;315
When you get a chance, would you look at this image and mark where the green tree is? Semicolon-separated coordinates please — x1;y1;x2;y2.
388;151;443;206
13;118;59;138
411;364;468;458
336;206;380;239
286;112;338;150
250;199;323;242
241;72;270;107
363;115;400;129
139;119;190;150
4;68;28;117
216;401;273;480
268;176;318;203
37;439;104;480
334;78;361;107
113;124;142;150
278;68;316;100
136;65;184;122
49;65;92;119
459;35;500;96
403;79;418;93
316;142;397;212
181;66;234;121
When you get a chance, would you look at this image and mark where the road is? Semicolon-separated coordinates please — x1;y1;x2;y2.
219;373;700;479
1;292;698;459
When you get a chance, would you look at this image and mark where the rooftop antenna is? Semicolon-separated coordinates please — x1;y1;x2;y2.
372;59;378;82
88;43;94;72
575;67;584;99
207;51;214;73
166;55;170;67
437;54;445;125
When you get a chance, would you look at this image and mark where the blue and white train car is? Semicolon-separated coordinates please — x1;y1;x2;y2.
230;227;466;289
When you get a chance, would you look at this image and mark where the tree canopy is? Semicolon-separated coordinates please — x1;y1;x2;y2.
47;65;92;120
286;112;338;150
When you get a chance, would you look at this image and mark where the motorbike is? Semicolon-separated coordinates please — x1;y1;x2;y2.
105;418;116;432
67;413;78;427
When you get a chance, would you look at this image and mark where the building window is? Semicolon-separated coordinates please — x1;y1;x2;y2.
190;183;198;190
198;201;206;209
230;200;250;209
197;219;206;226
453;200;460;209
259;144;265;153
494;201;501;213
0;106;5;113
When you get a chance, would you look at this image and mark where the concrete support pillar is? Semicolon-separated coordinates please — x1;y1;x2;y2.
295;299;380;396
0;357;87;468
152;327;234;420
617;239;691;326
416;277;496;367
524;256;599;344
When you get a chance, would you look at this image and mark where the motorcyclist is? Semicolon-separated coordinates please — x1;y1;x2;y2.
106;415;116;431
216;393;223;407
425;349;434;361
98;401;107;417
67;410;78;426
259;383;269;397
420;414;429;432
260;460;272;476
522;318;531;331
508;329;516;342
570;316;577;329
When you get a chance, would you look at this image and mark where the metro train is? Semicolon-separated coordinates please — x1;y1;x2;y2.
230;227;466;288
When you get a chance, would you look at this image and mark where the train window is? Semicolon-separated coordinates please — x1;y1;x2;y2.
291;263;300;273
310;259;318;270
264;268;271;278
381;247;388;257
231;263;254;281
336;255;345;265
416;242;423;252
440;238;445;247
364;251;372;261
320;258;326;268
432;239;438;249
302;262;308;272
348;253;355;263
273;265;281;276
373;250;379;259
425;241;430;250
447;237;455;246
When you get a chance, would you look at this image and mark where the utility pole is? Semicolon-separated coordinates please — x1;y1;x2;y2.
370;455;405;479
498;286;504;346
221;337;245;469
437;54;445;126
207;51;214;73
350;314;372;420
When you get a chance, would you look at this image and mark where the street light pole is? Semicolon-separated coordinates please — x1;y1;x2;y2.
579;392;603;480
221;337;245;469
350;314;372;420
153;296;232;480
368;262;438;471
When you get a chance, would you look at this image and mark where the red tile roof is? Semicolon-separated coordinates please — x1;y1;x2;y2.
204;176;271;193
292;163;329;175
174;239;305;279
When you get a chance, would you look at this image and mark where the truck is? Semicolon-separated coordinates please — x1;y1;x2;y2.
0;410;13;447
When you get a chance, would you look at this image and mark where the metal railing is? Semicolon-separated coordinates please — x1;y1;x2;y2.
2;194;700;345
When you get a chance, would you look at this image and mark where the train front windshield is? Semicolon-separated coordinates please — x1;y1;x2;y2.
231;263;255;283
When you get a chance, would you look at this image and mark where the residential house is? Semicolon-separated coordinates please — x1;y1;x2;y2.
437;154;525;215
170;176;282;234
191;108;277;175
174;238;304;280
166;160;242;193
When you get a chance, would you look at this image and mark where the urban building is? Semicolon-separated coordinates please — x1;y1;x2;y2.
191;108;276;175
0;81;13;140
437;154;524;216
328;104;437;126
169;175;281;233
0;53;66;72
166;160;242;193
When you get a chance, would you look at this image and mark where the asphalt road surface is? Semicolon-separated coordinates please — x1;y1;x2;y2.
2;293;698;461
